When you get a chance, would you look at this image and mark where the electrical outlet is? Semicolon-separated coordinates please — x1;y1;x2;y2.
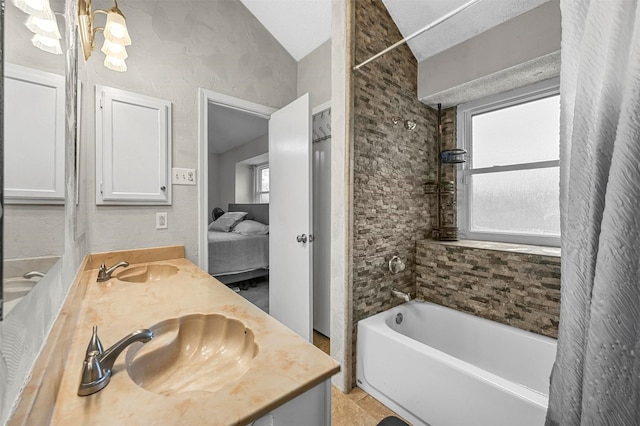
156;212;168;229
172;168;196;185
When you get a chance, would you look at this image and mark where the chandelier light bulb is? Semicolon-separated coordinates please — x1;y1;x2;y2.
104;55;127;72
13;0;48;16
101;39;128;59
26;13;61;39
103;10;131;45
31;34;62;54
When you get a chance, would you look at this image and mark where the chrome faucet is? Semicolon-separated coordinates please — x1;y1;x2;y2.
97;261;129;282
78;326;153;396
391;287;412;302
23;271;45;279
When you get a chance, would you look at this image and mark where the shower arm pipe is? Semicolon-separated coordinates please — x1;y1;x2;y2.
353;0;483;71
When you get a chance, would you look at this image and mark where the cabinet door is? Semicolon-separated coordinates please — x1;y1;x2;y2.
4;64;65;204
96;85;172;205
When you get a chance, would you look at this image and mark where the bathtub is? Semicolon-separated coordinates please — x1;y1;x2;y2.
356;301;557;426
2;277;39;316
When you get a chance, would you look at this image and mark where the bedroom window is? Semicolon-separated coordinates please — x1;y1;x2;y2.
254;163;269;203
457;79;560;246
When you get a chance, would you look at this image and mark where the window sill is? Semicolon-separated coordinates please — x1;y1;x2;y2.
425;239;561;258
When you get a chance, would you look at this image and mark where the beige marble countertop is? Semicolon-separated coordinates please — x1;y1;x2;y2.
50;256;339;425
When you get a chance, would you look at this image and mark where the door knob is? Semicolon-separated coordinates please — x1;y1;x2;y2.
296;234;308;243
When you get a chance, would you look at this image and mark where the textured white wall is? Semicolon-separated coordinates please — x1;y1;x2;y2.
235;164;253;204
297;39;332;109
3;3;66;260
78;0;297;263
418;0;561;107
218;134;268;209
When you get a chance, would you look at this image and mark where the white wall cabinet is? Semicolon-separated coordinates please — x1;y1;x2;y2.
96;85;172;205
4;64;65;204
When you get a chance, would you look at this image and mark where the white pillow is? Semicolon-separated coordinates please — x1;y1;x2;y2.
232;219;269;236
208;211;248;232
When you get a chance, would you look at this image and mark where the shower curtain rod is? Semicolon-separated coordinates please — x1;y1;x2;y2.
353;0;483;71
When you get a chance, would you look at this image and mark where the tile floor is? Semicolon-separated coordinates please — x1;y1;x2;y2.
312;332;411;426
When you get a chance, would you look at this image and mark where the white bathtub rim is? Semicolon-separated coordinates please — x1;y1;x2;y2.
382;300;556;346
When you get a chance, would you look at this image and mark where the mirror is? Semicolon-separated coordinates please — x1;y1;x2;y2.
2;0;66;318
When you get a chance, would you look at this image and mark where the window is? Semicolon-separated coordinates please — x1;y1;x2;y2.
254;163;269;203
457;79;560;246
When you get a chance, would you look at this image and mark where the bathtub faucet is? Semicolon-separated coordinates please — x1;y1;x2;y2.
391;287;411;302
23;271;45;279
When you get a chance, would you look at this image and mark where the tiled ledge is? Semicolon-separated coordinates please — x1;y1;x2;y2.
416;239;561;338
432;239;561;257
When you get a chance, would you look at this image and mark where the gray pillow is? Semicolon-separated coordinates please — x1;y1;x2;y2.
208;211;248;232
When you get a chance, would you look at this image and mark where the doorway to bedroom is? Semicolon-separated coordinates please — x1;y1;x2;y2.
198;90;332;339
206;102;271;310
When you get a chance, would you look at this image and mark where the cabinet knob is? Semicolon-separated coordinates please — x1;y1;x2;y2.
160;186;166;191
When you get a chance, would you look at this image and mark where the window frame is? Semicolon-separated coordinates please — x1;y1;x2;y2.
457;78;560;247
253;162;270;203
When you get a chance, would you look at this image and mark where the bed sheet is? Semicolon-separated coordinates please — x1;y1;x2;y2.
208;231;269;276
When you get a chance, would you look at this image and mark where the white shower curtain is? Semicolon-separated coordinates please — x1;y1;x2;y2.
546;0;640;424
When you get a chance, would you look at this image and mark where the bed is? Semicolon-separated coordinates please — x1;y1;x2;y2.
208;203;269;284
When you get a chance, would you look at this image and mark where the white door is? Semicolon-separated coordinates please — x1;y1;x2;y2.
269;93;313;342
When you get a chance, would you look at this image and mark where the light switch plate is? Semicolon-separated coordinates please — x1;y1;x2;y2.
172;168;196;185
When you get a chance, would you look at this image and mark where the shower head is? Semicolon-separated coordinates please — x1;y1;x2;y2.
392;117;417;130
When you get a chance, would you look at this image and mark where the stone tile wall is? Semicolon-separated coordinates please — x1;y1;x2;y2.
352;0;438;383
416;240;561;338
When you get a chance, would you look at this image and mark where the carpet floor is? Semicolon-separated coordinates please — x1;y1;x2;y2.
232;276;269;313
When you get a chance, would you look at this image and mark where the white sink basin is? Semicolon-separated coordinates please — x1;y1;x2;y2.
116;264;179;283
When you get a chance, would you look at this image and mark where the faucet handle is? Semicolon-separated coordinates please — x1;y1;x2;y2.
78;350;110;396
78;326;109;396
85;325;104;357
81;351;105;384
97;262;107;281
389;256;406;274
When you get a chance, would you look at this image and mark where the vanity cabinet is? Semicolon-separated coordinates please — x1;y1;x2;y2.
32;251;340;426
95;85;172;205
251;381;331;426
